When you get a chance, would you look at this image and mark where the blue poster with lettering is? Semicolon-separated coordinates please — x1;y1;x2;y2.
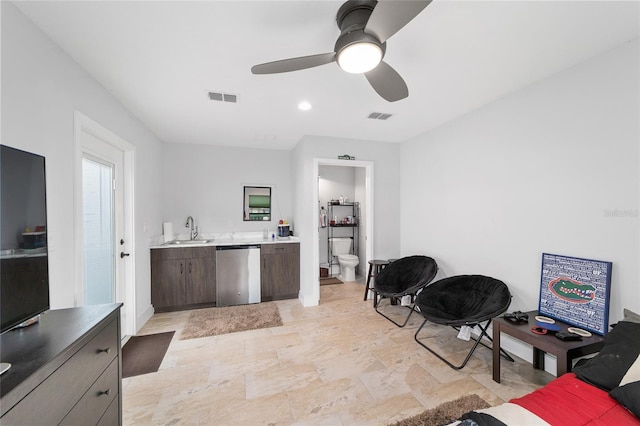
538;253;612;335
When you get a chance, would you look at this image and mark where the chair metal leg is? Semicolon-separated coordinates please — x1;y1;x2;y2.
375;297;417;328
414;319;513;370
364;263;374;301
366;261;389;305
452;324;515;363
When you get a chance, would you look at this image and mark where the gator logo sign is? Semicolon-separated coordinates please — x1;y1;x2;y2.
548;277;595;303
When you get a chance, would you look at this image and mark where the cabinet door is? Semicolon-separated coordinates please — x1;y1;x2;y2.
151;259;186;309
260;254;278;302
261;244;299;301
280;250;300;298
184;257;216;305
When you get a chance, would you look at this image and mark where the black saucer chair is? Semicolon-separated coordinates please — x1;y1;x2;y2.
414;274;515;370
374;255;438;327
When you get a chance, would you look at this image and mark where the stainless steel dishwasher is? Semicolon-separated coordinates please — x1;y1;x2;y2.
216;245;261;306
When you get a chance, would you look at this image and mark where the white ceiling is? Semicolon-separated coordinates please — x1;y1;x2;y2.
14;1;640;150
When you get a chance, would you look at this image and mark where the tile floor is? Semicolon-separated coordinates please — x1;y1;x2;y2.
122;279;553;425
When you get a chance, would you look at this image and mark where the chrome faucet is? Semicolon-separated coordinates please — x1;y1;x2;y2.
185;216;198;240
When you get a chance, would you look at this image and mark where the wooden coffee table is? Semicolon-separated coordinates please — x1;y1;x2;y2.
492;310;605;383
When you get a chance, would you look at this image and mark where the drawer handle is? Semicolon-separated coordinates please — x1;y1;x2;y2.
98;389;111;396
97;347;111;354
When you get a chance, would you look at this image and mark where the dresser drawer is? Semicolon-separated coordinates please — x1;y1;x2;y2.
61;359;118;425
2;318;118;425
96;397;119;426
151;246;216;260
261;243;299;255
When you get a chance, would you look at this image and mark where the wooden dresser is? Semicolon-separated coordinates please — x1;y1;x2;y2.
0;304;122;425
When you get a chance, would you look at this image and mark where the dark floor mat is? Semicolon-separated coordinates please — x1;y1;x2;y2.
122;331;174;378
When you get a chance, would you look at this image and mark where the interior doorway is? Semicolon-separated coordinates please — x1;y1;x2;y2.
74;111;136;337
312;159;373;300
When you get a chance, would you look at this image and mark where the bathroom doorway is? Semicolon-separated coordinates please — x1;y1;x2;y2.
313;159;373;300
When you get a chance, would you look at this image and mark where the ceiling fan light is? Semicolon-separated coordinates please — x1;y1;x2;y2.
337;42;382;74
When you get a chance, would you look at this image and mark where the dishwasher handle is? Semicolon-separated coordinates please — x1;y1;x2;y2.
216;245;261;250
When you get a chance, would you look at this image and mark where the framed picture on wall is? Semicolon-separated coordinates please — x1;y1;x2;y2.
243;186;271;222
538;253;612;335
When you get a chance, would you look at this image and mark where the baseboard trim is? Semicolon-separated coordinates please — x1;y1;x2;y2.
136;304;155;334
299;290;318;307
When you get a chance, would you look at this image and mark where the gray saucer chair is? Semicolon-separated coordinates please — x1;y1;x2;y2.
414;274;515;370
374;255;438;327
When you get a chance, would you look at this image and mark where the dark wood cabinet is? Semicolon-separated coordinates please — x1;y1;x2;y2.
0;304;122;425
151;258;186;308
151;242;300;309
184;256;216;305
151;247;216;312
261;243;300;301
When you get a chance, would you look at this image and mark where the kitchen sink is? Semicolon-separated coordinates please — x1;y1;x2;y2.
165;239;213;245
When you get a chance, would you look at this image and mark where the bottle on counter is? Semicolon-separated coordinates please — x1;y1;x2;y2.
320;206;327;227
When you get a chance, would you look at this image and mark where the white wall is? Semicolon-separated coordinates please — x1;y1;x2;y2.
401;40;640;326
1;3;164;330
161;143;292;237
319;166;356;209
292;136;401;305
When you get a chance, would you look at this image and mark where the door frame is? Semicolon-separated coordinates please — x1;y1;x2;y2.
312;158;374;302
73;111;136;337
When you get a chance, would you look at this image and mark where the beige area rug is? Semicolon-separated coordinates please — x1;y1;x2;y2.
390;394;490;426
180;302;283;340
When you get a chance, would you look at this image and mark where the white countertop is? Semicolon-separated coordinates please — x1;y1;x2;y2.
150;235;300;249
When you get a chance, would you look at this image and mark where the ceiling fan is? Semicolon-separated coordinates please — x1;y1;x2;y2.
251;0;432;102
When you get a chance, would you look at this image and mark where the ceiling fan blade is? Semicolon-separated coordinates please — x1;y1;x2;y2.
364;61;408;102
365;0;432;43
251;52;336;75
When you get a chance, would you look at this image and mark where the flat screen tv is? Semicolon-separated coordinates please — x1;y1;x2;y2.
0;145;50;334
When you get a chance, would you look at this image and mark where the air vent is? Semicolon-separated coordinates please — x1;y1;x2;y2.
368;112;392;120
208;91;238;103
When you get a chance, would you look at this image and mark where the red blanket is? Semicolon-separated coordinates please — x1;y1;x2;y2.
510;373;640;425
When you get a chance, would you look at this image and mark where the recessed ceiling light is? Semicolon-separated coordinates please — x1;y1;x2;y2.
298;101;312;111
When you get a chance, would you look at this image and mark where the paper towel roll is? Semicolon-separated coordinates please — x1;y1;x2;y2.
163;222;174;243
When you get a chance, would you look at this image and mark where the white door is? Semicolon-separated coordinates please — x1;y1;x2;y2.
75;111;136;337
81;133;126;317
82;154;118;305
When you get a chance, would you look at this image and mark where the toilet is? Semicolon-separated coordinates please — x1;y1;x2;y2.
329;237;359;282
